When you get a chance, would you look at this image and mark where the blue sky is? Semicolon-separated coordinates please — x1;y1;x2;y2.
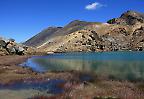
0;0;143;42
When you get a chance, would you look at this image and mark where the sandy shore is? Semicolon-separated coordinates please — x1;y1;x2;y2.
0;55;144;99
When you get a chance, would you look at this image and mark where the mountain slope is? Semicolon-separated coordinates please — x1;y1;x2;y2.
24;27;62;47
24;10;144;52
24;20;102;48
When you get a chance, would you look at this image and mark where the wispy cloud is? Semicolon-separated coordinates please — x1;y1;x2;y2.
85;2;105;10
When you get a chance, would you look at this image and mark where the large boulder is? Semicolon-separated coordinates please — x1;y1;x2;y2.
0;40;6;48
14;46;25;55
6;44;16;54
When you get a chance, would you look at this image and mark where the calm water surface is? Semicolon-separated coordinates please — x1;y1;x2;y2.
22;52;144;81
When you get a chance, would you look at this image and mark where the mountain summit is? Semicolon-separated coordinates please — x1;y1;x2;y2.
107;10;144;25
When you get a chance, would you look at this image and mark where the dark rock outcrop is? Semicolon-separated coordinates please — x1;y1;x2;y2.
0;40;7;48
107;10;144;25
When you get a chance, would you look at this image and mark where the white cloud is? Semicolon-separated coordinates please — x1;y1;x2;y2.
85;2;104;10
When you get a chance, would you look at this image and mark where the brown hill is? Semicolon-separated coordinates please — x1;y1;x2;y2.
24;10;144;53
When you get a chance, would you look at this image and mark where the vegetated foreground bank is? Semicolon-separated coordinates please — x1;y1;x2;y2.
0;55;144;99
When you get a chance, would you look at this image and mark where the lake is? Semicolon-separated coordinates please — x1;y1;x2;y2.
21;51;144;81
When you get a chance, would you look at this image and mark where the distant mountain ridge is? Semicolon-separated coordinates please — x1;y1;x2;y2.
24;10;144;52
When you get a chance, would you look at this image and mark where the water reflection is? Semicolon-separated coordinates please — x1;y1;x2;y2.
22;52;144;81
0;79;65;99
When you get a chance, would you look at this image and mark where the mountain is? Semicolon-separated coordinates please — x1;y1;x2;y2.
24;20;100;47
24;10;144;52
24;27;62;47
107;10;144;25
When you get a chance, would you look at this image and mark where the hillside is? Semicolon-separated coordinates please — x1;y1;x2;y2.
24;10;144;52
24;27;62;47
24;20;100;47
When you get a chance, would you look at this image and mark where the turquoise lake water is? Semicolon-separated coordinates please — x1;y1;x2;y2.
22;52;144;81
